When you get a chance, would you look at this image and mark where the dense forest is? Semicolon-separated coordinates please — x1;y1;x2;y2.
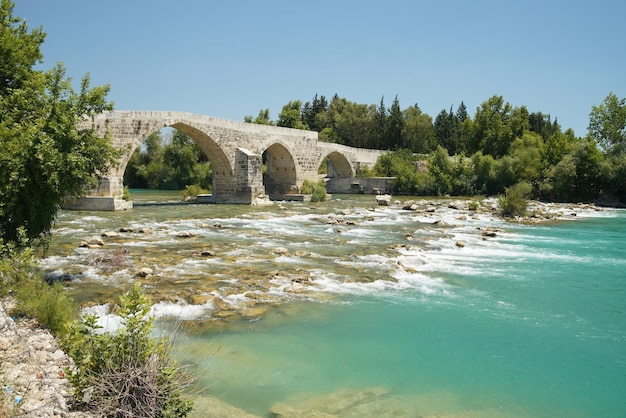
243;93;626;204
126;92;625;205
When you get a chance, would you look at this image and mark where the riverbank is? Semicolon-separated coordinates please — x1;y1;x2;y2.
0;298;94;418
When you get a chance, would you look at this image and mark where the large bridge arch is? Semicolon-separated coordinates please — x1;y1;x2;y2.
263;142;298;196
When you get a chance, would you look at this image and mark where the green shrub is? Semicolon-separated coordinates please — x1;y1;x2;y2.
468;201;480;211
300;179;327;202
300;179;315;194
122;186;131;201
181;184;208;200
498;181;532;218
311;179;328;202
62;285;193;417
1;234;76;337
13;279;77;336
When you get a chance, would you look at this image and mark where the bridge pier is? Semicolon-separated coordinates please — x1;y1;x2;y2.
63;176;133;211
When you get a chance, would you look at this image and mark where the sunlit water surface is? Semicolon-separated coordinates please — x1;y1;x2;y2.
44;191;626;417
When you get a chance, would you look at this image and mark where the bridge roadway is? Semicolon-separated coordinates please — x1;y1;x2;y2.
65;111;385;210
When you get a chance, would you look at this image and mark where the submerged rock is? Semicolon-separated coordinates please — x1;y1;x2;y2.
135;267;153;277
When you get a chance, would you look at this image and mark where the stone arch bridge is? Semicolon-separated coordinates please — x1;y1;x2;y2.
67;111;385;210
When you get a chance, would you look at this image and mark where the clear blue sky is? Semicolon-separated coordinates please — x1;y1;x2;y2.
16;0;626;137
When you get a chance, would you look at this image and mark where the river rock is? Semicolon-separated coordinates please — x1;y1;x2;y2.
101;230;119;238
119;226;134;233
78;237;104;248
43;272;78;284
135;267;153;277
177;231;195;238
273;247;290;256
376;194;391;206
138;227;153;234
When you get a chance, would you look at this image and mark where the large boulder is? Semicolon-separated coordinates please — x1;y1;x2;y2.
375;194;391;206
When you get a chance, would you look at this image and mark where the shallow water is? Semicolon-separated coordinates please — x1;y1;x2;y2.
44;191;626;417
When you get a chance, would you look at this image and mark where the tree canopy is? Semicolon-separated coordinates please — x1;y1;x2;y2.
0;0;120;244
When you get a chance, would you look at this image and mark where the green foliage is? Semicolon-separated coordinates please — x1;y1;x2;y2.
277;100;307;130
301;94;329;131
124;130;213;191
357;164;374;178
428;146;453;195
301;179;328;202
122;186;131;202
246;90;626;204
498;181;532;218
244;108;274;125
401;105;436;153
427;147;475;196
0;1;120;244
510;132;544;184
469;95;528;158
373;149;435;195
0;232;76;336
181;184;209;200
62;285;193;417
0;229;35;296
588;92;626;155
13;280;76;336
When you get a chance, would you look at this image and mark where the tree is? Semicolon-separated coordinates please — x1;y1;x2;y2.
244;108;274;125
277;100;307;129
374;96;388;149
0;0;120;244
470;95;519;158
428;145;453;195
386;95;404;150
402;104;435;153
588;92;626;155
510;131;544;185
326;97;374;148
301;94;328;131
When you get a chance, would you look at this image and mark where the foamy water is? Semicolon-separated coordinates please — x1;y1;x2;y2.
43;192;625;416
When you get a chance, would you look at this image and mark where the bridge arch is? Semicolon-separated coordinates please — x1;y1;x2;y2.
319;151;355;178
263;142;298;196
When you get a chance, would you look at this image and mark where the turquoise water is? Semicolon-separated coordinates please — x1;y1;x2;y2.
185;211;626;417
44;193;626;416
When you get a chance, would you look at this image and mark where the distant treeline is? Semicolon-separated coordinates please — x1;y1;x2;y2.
245;93;626;204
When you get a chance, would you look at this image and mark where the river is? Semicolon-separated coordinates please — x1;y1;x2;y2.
42;190;626;417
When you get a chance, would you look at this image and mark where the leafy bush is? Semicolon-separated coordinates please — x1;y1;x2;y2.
180;184;209;200
1;233;76;337
62;285;193;417
301;179;327;202
300;179;315;194
13;279;77;336
499;181;532;217
122;186;131;201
